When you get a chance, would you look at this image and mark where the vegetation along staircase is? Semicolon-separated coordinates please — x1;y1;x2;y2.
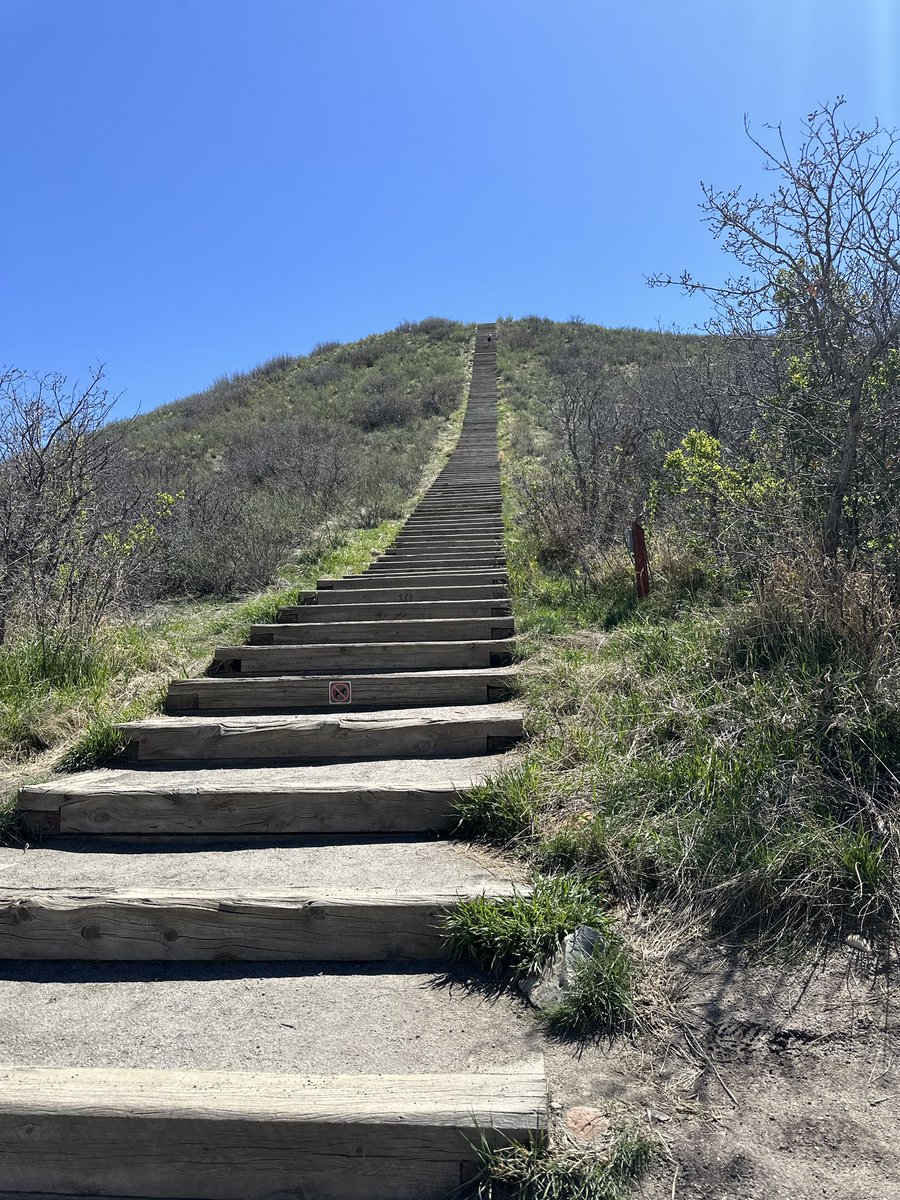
3;324;547;1198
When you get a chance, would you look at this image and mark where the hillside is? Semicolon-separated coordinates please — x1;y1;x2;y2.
1;317;898;1199
0;319;474;783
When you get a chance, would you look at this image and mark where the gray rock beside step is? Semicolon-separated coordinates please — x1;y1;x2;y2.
520;925;605;1008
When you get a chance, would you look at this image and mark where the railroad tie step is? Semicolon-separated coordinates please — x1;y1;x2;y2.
119;702;524;764
0;881;525;961
305;585;509;604
248;617;515;644
0;1066;547;1200
212;639;515;675
276;599;512;623
166;666;518;713
316;571;509;589
16;755;506;836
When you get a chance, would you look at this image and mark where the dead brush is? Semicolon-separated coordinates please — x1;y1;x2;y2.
467;1123;657;1200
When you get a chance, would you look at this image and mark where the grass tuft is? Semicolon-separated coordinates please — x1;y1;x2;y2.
471;1127;656;1200
56;719;131;773
454;763;544;845
0;792;23;845
444;878;605;979
537;933;641;1037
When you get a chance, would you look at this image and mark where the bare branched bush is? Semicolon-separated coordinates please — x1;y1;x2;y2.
0;367;142;666
652;99;900;575
510;338;661;570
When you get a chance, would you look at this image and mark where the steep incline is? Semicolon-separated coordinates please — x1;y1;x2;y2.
1;324;546;1199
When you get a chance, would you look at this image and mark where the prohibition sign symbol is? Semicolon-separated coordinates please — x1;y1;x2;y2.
329;680;352;705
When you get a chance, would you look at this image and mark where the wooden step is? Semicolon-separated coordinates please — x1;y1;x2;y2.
276;600;512;623
249;616;515;644
0;1066;547;1200
166;667;517;713
367;558;506;571
400;520;503;531
321;571;511;590
120;703;523;764
392;532;503;543
381;549;508;556
16;756;504;836
0;882;522;961
213;639;515;675
318;570;508;589
307;585;508;604
387;546;503;557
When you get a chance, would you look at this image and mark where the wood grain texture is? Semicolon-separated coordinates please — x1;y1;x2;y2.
318;571;508;589
16;758;504;833
120;703;524;764
166;667;517;713
276;600;512;623
0;1068;546;1200
212;639;515;674
0;885;523;961
250;618;516;645
310;585;508;604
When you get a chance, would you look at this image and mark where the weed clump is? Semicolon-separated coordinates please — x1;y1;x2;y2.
538;933;640;1037
57;720;131;773
471;1127;656;1200
454;764;544;845
444;878;603;979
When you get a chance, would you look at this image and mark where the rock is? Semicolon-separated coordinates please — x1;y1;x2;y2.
519;924;605;1009
563;1105;610;1145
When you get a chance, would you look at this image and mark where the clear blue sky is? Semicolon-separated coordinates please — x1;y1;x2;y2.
3;0;899;417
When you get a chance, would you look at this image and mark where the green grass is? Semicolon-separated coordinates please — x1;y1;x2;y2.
124;318;474;471
470;1127;656;1200
537;932;641;1037
2;430;456;781
488;316;900;953
0;791;22;844
466;542;900;951
454;763;544;845
444;877;606;979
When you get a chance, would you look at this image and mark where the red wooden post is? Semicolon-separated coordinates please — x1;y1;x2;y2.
629;521;651;598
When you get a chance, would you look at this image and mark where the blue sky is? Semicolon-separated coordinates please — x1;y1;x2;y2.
3;0;899;417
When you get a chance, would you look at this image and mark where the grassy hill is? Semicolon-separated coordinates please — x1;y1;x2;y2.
0;318;474;786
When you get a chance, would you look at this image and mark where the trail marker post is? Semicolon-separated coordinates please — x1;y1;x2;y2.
624;521;651;599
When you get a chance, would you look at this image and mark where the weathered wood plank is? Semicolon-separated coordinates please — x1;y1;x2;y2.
276;600;512;623
212;639;515;674
17;757;504;834
318;571;508;589
308;585;508;604
0;884;523;961
120;703;523;764
0;1067;546;1200
166;667;517;713
249;617;515;645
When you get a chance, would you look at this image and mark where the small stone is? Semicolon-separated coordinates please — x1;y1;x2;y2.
518;924;606;1009
564;1106;610;1145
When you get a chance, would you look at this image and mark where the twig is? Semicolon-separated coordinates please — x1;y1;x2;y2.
681;1026;739;1106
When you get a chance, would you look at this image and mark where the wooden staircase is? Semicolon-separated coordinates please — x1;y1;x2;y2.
2;324;547;1199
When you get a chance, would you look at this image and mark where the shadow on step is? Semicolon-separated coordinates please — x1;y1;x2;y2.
28;833;447;855
0;959;501;987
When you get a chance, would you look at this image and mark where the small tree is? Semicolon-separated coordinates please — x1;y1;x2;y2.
651;99;900;570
